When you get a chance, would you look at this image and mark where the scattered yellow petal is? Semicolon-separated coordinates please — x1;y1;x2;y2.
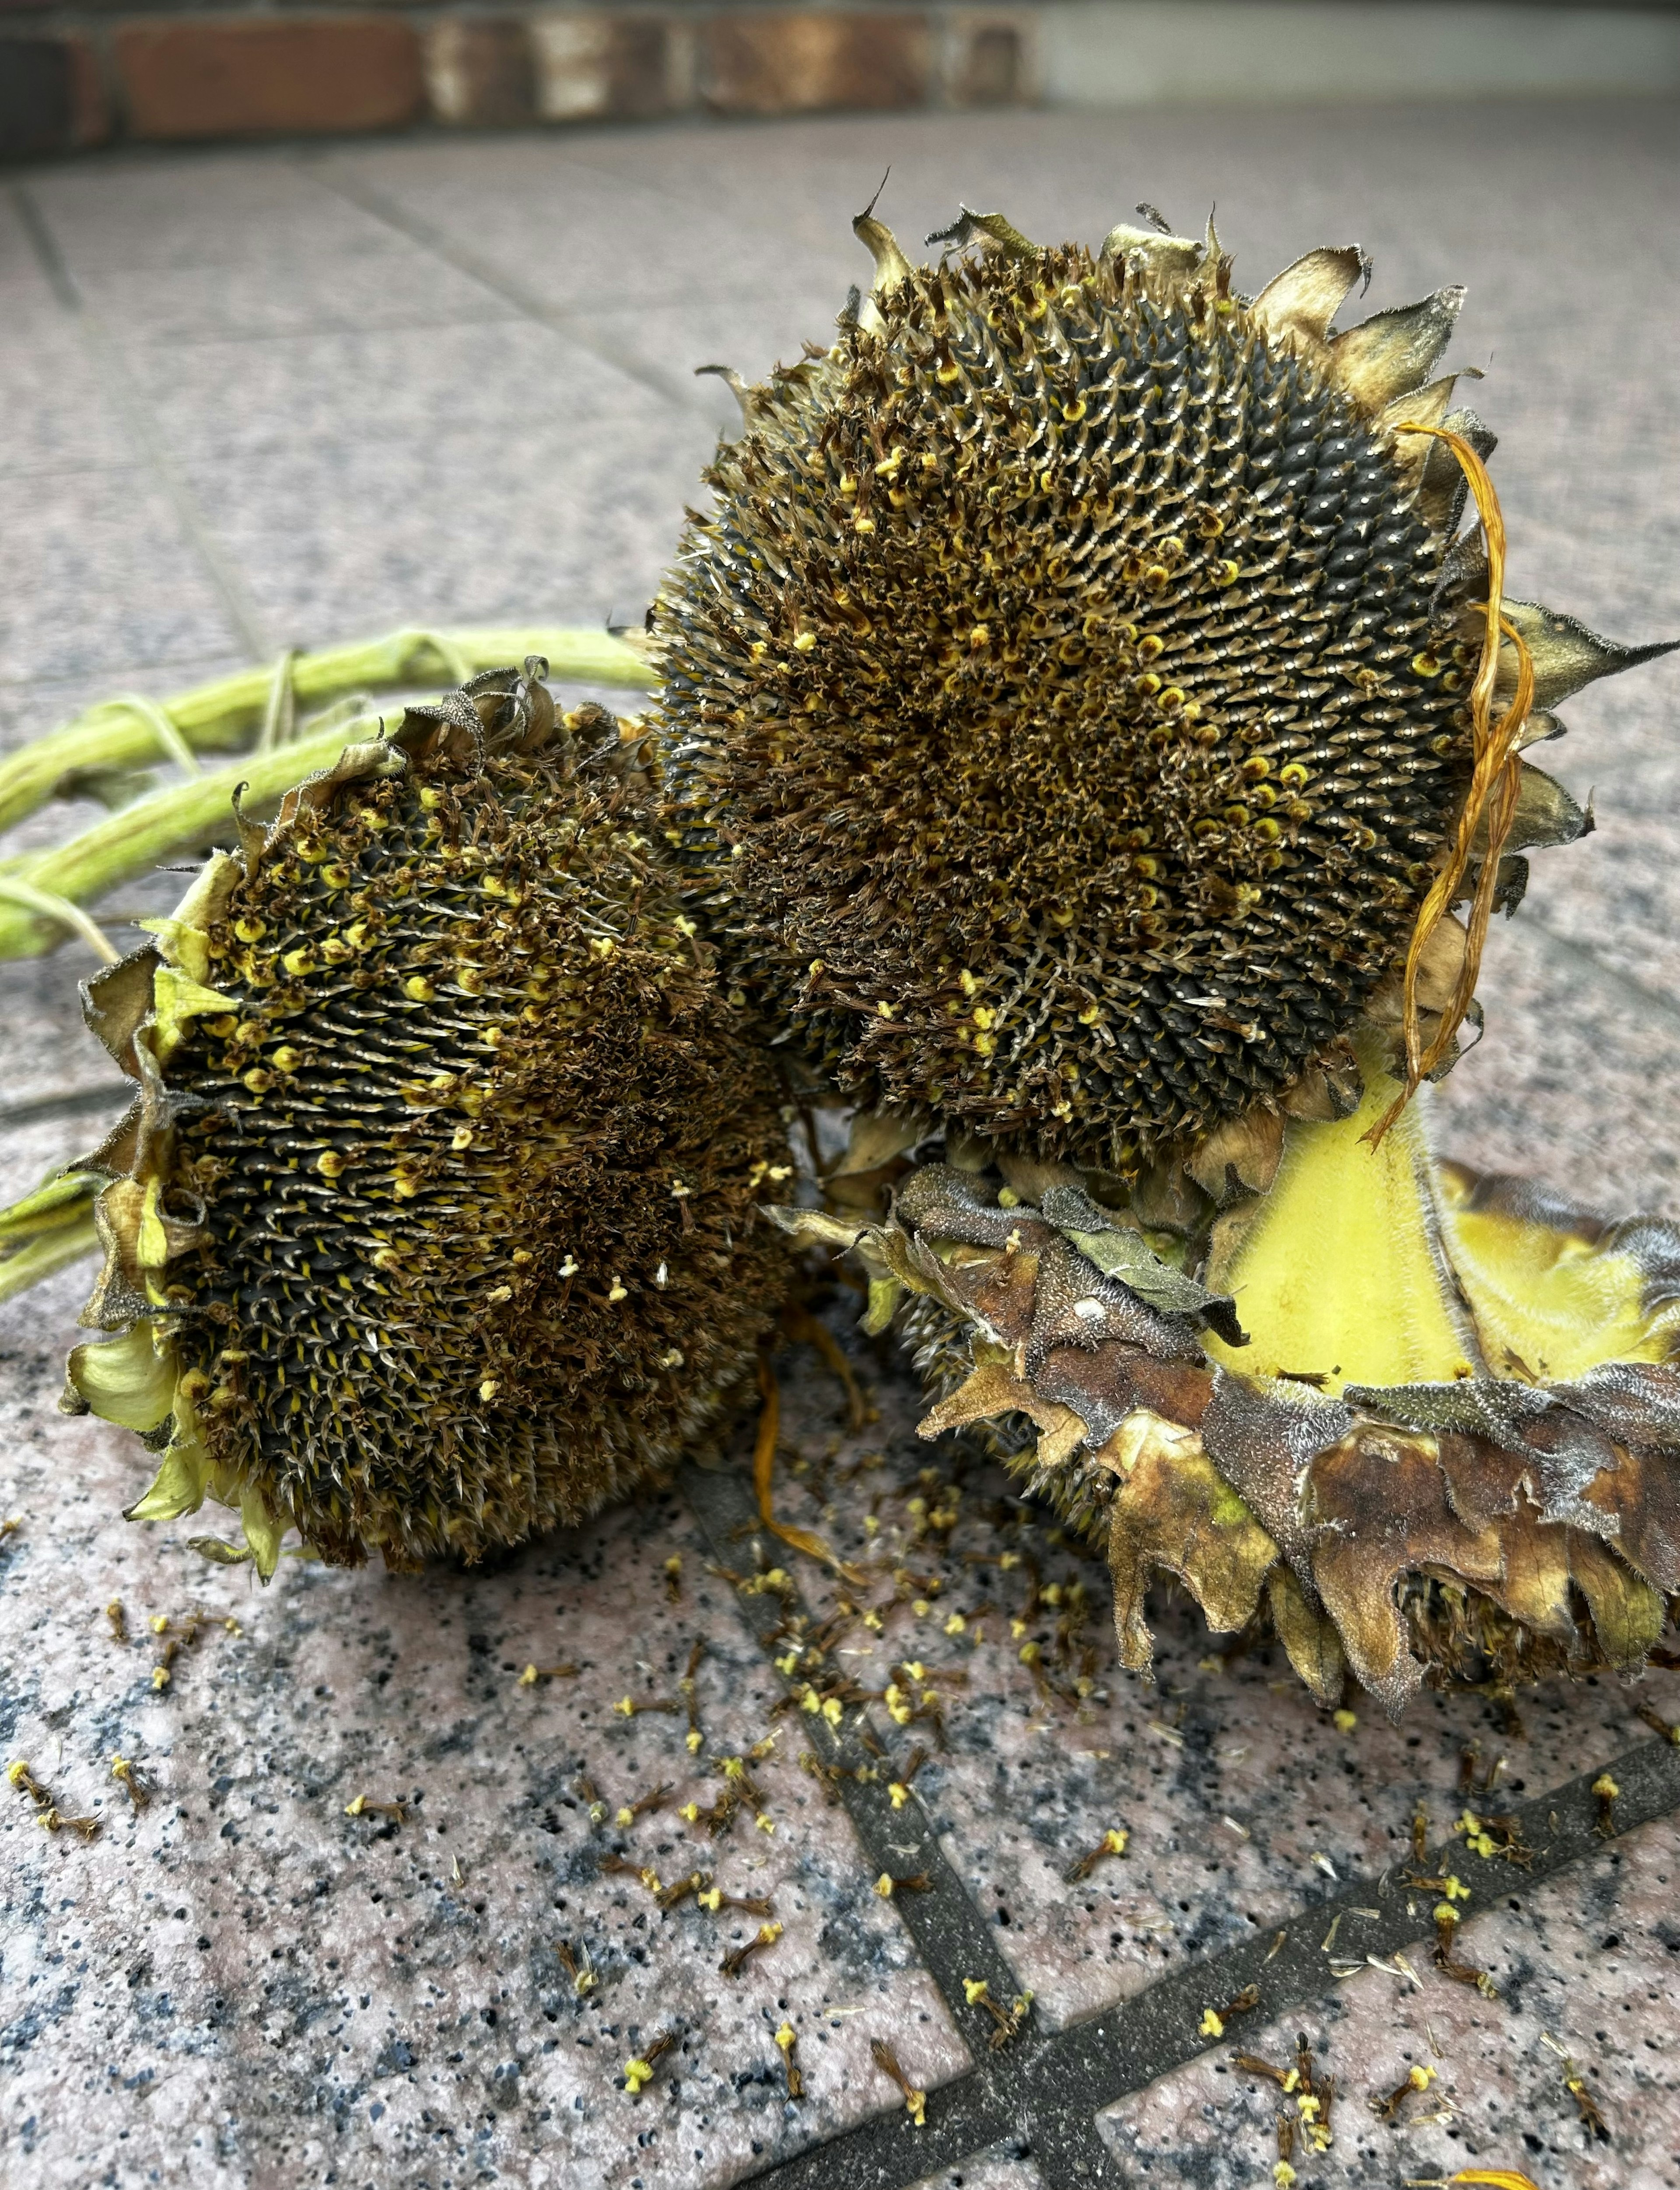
1198;2008;1225;2039
623;2058;654;2096
1332;1708;1358;1733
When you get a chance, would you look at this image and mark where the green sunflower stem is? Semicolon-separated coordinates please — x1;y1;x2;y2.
0;626;654;962
0;1172;103;1304
0;624;652;839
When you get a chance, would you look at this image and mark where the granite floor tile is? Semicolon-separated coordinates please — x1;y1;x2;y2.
68;249;523;352
307;139;850;323
1096;1816;1680;2189
761;1332;1678;2036
907;2148;1043;2190
0;464;246;687
121;316;707;470
1428;915;1680;1217
28;152;412;277
0;322;136;480
173;411;711;645
580;279;869;438
0;1403;970;2190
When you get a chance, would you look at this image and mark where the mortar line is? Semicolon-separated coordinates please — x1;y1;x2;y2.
682;1462;1026;2049
10;185;275;667
687;1455;1133;2187
297;159;713;416
713;1648;1680;2190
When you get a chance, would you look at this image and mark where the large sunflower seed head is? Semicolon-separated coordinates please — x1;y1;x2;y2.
65;667;793;1573
657;210;1673;1175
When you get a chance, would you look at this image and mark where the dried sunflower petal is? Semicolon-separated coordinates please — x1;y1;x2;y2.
789;1043;1680;1708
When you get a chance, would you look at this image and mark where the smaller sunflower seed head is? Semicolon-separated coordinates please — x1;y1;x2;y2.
65;661;793;1572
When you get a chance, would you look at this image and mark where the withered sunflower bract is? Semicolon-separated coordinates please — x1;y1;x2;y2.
776;1043;1680;1712
658;205;1670;1176
63;665;794;1573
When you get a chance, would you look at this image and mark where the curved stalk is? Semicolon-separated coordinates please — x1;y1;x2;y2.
0;1172;104;1304
0;629;658;962
0;717;388;959
0;626;652;839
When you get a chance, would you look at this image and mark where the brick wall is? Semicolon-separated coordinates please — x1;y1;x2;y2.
0;6;1040;158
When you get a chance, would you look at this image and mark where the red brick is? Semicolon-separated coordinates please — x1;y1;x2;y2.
66;32;111;148
532;13;681;123
0;33;103;157
116;17;424;143
425;18;537;127
700;11;930;116
949;17;1028;107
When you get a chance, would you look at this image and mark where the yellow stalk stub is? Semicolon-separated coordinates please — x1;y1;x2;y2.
1204;1039;1476;1394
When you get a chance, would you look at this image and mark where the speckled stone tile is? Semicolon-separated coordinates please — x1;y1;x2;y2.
1428;916;1680;1218
171;410;715;651
758;1341;1680;2036
1096;1816;1680;2189
121;319;686;469
906;2148;1043;2190
0;1397;968;2190
0;322;135;481
306;138;848;324
0;465;243;688
5;95;1680;2190
27;153;402;276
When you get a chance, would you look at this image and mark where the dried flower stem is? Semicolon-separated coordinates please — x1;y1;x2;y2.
0;625;650;839
0;628;651;962
0;1171;105;1306
1368;427;1536;1146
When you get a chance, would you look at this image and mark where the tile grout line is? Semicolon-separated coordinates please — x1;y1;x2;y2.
682;1460;1127;2190
681;1463;1027;2035
10;185;275;668
689;1455;1680;2190
296;158;717;418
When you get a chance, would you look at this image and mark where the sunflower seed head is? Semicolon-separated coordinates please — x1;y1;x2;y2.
68;673;793;1570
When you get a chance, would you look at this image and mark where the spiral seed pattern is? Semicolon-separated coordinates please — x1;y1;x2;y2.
660;240;1473;1166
